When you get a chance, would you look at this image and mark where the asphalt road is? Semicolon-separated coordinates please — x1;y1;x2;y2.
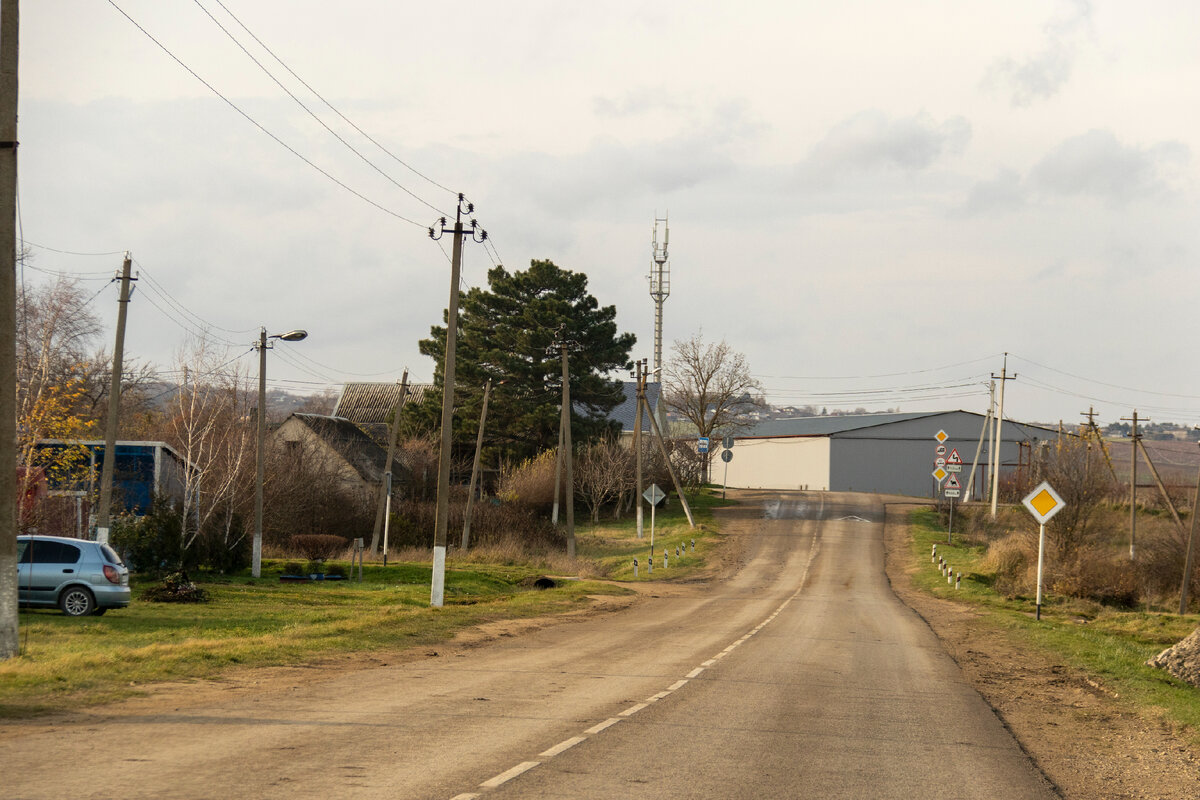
2;491;1058;799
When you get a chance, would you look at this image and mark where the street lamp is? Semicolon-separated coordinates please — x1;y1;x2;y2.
253;326;308;578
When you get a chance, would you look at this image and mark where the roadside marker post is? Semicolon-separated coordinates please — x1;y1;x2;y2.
1023;481;1066;620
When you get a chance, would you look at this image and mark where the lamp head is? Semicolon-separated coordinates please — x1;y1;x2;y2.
276;329;308;342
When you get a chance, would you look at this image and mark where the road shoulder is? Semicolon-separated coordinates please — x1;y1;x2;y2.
883;503;1200;800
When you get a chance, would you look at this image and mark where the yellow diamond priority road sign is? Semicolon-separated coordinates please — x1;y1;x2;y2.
935;429;949;444
932;466;948;483
1022;481;1065;524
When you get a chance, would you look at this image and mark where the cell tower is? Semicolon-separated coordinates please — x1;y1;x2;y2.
649;215;670;378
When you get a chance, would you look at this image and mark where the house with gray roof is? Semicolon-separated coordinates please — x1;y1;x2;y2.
271;413;408;499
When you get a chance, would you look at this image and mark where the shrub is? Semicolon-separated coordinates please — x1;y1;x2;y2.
324;563;347;578
981;533;1032;598
1052;555;1139;608
282;561;304;576
110;499;191;575
290;534;350;560
141;571;210;603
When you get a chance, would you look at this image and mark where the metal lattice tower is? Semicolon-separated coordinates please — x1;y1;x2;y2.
649;215;670;378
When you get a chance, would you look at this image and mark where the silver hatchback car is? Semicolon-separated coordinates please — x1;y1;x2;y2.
17;535;132;616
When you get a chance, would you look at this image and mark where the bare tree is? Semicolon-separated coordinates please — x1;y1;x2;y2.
575;436;631;523
15;278;104;529
161;337;255;556
663;333;766;482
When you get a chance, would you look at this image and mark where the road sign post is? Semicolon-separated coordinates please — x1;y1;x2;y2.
720;447;733;499
644;483;666;553
1023;481;1066;620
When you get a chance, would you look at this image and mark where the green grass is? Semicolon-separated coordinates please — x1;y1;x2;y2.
1;490;728;718
905;508;1200;742
577;489;733;580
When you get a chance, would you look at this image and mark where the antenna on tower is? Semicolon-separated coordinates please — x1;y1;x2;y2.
649;214;671;382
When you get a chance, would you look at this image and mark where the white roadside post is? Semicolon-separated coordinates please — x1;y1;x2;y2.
1022;481;1066;621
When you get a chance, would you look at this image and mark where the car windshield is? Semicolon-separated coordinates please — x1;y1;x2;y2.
100;543;124;566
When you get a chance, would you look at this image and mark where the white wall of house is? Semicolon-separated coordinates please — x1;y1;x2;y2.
722;436;831;490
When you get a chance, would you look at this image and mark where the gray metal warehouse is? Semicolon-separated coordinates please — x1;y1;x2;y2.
722;411;1059;498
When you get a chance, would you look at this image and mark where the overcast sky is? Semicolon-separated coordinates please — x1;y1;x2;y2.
16;0;1200;427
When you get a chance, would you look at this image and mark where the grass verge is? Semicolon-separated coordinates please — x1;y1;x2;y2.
1;490;729;718
904;507;1200;743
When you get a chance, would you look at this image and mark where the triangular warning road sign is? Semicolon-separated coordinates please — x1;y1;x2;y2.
945;474;962;490
947;448;962;464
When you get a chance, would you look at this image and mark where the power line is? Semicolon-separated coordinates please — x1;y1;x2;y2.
208;0;458;198
1010;353;1200;401
757;354;1001;381
106;0;427;228
20;240;126;258
191;0;451;218
135;262;259;336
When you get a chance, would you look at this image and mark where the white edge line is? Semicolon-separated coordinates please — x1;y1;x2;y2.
449;795;480;800
584;717;621;734
619;702;648;716
539;736;586;758
480;761;541;789
701;659;716;667
667;680;688;691
686;667;705;678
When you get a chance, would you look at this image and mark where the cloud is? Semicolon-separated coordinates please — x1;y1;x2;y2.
796;110;971;186
593;87;688;118
957;168;1026;216
985;0;1094;106
1030;129;1189;204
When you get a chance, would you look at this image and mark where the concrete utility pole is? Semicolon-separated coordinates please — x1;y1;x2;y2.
252;326;308;578
989;353;1016;519
370;371;408;555
1122;410;1142;561
1;0;20;661
462;378;494;550
551;421;563;525
559;329;576;557
428;195;486;607
634;359;645;539
95;253;135;545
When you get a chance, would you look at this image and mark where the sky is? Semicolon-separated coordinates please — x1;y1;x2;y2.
14;0;1200;428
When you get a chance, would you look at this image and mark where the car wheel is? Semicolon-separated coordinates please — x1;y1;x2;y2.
59;587;96;617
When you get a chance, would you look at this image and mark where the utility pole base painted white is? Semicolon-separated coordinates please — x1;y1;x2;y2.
96;526;110;545
431;546;447;607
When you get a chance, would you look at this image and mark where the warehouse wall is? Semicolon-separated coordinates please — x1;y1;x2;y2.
723;436;830;490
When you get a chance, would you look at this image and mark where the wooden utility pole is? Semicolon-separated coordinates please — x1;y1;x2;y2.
989;353;1016;519
559;329;575;558
370;371;408;555
965;381;993;502
1122;410;1142;560
461;378;493;550
1137;438;1184;533
1080;406;1118;482
0;0;20;660
428;195;485;606
1181;441;1200;614
96;253;135;544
